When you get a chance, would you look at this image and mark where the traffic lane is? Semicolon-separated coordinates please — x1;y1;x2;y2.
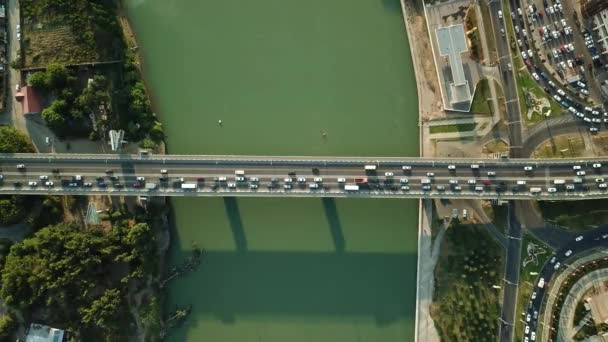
2;166;608;184
522;226;608;337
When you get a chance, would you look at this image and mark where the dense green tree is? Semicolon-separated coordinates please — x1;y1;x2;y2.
0;126;35;153
148;121;164;142
0;197;25;226
0;313;17;340
45;63;68;89
81;288;124;330
28;71;48;89
129;82;150;114
0;222;157;335
41;107;66;132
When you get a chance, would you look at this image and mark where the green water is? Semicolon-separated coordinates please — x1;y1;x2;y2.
126;0;420;341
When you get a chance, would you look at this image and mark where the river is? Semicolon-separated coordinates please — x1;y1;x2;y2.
126;0;420;341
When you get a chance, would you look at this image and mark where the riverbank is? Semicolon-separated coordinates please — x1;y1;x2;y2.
398;1;442;342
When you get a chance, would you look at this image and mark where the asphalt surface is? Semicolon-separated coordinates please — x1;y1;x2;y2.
499;201;525;342
490;0;525;156
3;154;608;198
523;227;608;341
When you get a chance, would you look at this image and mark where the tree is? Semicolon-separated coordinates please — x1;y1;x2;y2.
45;63;68;89
0;313;17;340
81;288;124;330
0;126;35;153
0;197;25;225
148;121;164;142
28;71;48;89
41;107;67;132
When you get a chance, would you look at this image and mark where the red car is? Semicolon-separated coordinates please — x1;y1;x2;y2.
482;179;492;185
132;182;142;188
196;177;205;182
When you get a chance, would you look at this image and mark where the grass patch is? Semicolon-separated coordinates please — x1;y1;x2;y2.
514;232;554;342
484;139;509;153
501;1;563;127
429;123;477;134
538;199;608;231
430;223;504;342
21;0;122;67
479;0;497;64
533;135;586;158
471;79;493;115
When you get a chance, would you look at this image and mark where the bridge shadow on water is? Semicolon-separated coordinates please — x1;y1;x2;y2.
167;197;417;338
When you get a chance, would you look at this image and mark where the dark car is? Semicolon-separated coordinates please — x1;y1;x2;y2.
52;168;60;173
98;182;107;188
110;176;119;181
105;169;114;174
288;171;296;176
114;183;124;189
13;182;22;187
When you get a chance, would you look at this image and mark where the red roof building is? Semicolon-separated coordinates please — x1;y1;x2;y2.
16;86;43;114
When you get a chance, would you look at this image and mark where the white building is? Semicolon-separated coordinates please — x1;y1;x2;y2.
25;323;64;342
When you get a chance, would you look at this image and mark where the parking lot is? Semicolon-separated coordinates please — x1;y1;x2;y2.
507;0;607;133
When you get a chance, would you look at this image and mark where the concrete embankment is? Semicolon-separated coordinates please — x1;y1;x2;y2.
397;1;439;342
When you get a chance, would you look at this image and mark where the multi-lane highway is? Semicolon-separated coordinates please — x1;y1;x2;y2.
3;153;608;199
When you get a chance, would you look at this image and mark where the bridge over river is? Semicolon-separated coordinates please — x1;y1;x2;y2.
1;153;608;200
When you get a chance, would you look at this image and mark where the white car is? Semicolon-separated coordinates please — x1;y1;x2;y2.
568;43;574;52
250;177;260;182
448;165;456;170
160;169;168;174
532;73;540;81
577;81;587;88
521;50;528;59
528;49;534;58
28;181;37;187
548;187;557;193
45;181;54;187
580;88;589;95
313;177;323;183
402;165;412;171
531;291;537;299
596;178;605;183
400;178;409;184
235;176;245;182
548;80;556;88
531;332;536;341
526;314;531;322
297;177;306;183
337;177;346;183
554;262;561;270
487;171;496;176
17;164;25;169
550;256;557;263
384;172;394;177
250;183;258;189
525;325;530;334
284;178;292;183
575;235;583;242
498;10;503;18
39;175;48;180
593;163;602;168
468;179;476;184
565;250;572;256
553;95;562;102
576;171;586;176
552;49;559;58
136;176;145;181
524;166;533;171
557;89;566;96
426;172;435;177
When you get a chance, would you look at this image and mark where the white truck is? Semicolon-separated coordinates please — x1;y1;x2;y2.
181;183;197;190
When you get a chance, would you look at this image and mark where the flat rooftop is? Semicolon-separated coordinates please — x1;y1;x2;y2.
435;24;472;106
